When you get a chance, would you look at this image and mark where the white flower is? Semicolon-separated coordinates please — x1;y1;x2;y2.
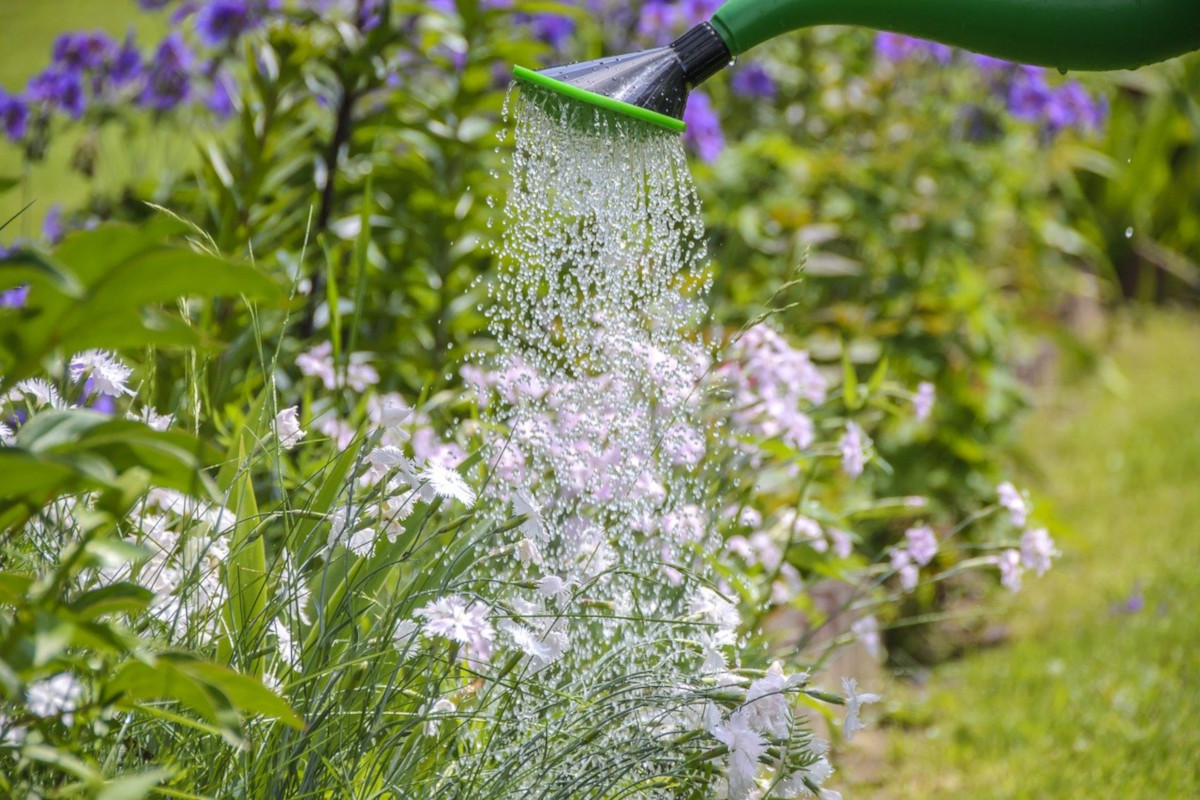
417;595;494;662
740;661;805;738
363;445;416;486
841;677;881;742
997;481;1028;527
418;462;476;506
839;422;867;477
423;697;456;737
515;537;542;566
70;350;135;397
368;393;413;430
995;548;1023;593
712;711;767;800
0;713;27;747
1020;528;1058;577
500;620;569;668
274;406;305;449
128;407;175;431
913;381;936;422
698;629;735;673
688;587;741;634
393;619;420;651
0;421;13;445
777;755;834;797
344;356;379;392
10;377;65;409
890;548;919;592
278;550;312;625
270;618;301;672
904;525;938;567
296;341;337;389
512;491;545;541
26;673;83;726
326;505;376;556
537;575;566;600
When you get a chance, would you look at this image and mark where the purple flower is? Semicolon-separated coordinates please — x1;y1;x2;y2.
0;285;30;308
683;90;723;163
357;0;384;31
110;34;144;87
52;32;118;72
876;32;952;64
1006;66;1051;122
42;205;64;245
206;71;236;118
637;1;679;46
139;33;193;111
1045;81;1106;132
679;0;722;26
26;69;86;118
875;32;920;61
527;14;575;49
971;53;1012;72
195;0;257;47
0;90;28;141
730;64;776;99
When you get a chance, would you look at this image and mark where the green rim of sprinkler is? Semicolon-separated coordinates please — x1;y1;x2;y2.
512;65;687;133
512;0;1200;136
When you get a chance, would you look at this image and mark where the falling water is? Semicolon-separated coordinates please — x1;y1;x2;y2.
482;84;720;601
467;85;731;789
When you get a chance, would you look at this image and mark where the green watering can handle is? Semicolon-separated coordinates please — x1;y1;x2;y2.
710;0;1200;71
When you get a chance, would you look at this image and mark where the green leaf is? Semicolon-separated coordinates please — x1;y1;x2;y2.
0;219;282;387
175;660;303;729
111;653;303;732
95;769;173;800
68;582;155;620
0;571;33;604
0;410;220;512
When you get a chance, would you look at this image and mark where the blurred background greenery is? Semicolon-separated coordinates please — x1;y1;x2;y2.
1;1;1197;796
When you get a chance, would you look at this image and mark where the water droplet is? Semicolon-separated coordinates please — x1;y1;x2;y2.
1125;227;1134;239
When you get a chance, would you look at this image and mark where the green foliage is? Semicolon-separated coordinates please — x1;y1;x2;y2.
857;313;1200;798
0;217;280;386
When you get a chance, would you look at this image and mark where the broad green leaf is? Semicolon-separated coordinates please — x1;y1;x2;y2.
175;659;303;729
0;249;84;297
0;449;79;500
69;582;154;620
0;572;32;604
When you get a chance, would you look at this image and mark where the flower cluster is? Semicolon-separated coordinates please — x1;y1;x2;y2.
876;33;1108;135
991;481;1059;592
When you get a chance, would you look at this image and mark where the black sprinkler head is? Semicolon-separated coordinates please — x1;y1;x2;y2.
512;22;732;134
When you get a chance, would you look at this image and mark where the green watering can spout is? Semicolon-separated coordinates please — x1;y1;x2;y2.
513;0;1200;133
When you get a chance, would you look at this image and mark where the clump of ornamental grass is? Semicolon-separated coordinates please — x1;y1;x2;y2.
0;325;1056;798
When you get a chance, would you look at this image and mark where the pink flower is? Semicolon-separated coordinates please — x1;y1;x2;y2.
914;381;935;422
904;525;938;566
416;595;495;662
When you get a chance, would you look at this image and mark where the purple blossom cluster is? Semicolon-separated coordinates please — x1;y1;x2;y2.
0;1;296;144
875;32;1108;135
716;325;828;455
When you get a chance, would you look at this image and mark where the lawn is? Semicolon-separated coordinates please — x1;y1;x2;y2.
850;311;1200;798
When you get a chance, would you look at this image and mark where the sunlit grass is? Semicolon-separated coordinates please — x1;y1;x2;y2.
851;311;1200;798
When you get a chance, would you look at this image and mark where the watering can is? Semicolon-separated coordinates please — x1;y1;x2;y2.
513;0;1200;132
